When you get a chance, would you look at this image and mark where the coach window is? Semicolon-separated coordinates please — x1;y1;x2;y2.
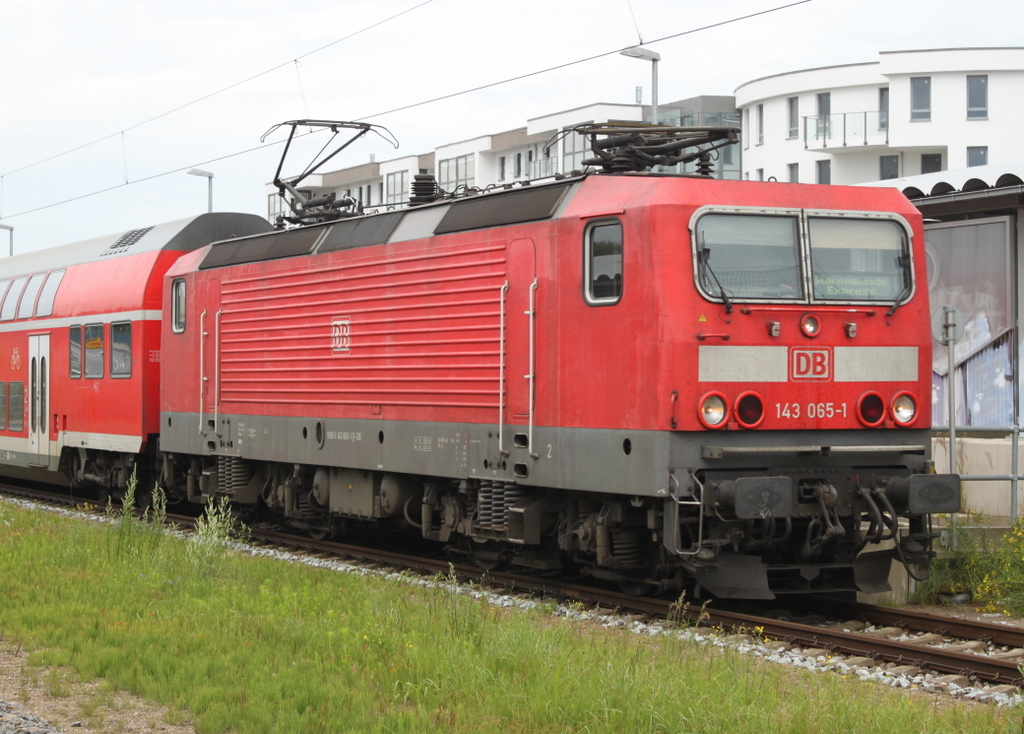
69;326;82;378
8;382;23;432
35;270;65;318
84;323;104;379
808;217;909;302
111;322;132;378
694;214;802;301
584;220;623;305
17;273;45;320
0;383;6;430
172;279;186;333
0;276;26;322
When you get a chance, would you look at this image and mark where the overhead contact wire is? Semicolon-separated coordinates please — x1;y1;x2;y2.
2;0;811;221
0;0;437;179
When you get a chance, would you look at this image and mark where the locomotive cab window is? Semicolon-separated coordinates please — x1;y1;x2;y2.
695;214;802;301
171;279;186;333
585;220;623;304
110;322;132;378
808;217;910;302
84;323;104;379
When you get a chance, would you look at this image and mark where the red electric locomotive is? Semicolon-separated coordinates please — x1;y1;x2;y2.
155;124;959;599
0;214;272;494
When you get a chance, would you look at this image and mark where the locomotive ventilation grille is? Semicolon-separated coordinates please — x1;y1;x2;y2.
474;480;526;531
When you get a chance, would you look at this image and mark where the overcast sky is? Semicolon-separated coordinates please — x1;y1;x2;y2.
0;0;1018;252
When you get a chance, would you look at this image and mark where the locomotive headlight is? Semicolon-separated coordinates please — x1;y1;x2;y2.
799;313;821;338
698;393;728;429
891;392;918;426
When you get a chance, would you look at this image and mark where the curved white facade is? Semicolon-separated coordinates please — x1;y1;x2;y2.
734;48;1024;185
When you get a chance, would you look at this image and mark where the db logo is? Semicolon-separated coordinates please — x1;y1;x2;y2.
791;348;831;381
331;317;351;354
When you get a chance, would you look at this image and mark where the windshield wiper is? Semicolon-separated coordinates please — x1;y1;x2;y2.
886;253;910;317
699;233;733;314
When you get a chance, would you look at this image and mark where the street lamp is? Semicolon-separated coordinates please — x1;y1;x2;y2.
0;224;11;257
187;168;214;213
620;46;661;125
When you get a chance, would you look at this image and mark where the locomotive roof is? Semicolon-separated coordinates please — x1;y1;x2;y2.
200;177;583;271
0;212;272;280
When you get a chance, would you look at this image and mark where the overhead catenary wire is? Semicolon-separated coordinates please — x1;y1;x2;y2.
1;0;812;223
0;0;437;179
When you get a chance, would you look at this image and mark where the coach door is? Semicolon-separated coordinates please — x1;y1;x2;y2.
28;334;50;467
507;238;537;421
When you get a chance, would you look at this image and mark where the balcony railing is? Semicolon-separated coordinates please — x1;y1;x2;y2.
530;157;557;178
803;112;889;150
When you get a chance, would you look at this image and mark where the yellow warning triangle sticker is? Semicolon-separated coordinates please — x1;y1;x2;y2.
698;314;707;322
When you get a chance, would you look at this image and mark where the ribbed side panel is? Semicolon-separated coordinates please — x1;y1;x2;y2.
216;240;507;410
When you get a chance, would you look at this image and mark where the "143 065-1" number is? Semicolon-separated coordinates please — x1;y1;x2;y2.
775;402;848;419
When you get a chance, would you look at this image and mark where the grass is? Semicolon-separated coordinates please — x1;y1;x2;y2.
0;496;1016;734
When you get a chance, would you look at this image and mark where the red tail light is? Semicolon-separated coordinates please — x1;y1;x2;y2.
735;392;765;429
857;392;885;427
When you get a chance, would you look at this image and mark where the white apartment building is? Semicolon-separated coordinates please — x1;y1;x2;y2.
734;47;1024;185
265;97;740;221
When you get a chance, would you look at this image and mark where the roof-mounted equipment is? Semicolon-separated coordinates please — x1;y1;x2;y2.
564;122;739;175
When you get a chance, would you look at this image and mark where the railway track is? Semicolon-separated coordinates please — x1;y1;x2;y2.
4;482;1022;693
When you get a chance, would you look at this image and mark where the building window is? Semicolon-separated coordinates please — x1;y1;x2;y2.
787;97;798;139
111;322;132;378
921;153;942;174
788;163;799;183
171;280;186;334
743;109;749;149
911;77;931;121
816;159;831;185
562;125;591;172
756;104;764;145
84;323;104;379
967;146;988;167
8;382;22;432
967;75;988;119
70;325;82;378
880;155;899;180
756;168;764;181
386;171;409;206
499;156;506;181
879;88;889;131
816;92;831;139
585;220;623;305
515;153;522;178
438;154;475;192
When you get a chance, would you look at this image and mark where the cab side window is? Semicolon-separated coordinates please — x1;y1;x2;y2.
172;279;186;333
585;220;623;305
